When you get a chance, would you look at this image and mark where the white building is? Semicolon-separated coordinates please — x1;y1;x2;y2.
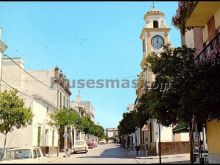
71;94;95;121
70;94;97;141
0;56;71;154
0;58;59;154
106;128;118;138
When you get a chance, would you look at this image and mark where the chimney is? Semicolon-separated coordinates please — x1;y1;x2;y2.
54;66;59;79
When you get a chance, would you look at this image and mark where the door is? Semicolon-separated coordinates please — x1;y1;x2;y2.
52;130;55;147
45;129;49;146
37;127;41;147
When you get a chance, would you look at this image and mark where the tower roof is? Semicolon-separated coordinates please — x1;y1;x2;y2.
144;7;164;19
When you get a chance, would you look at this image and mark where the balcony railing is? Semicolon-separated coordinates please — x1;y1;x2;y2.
195;32;220;62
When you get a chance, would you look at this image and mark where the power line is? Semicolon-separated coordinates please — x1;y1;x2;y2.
1;79;33;98
2;79;52;82
3;54;52;88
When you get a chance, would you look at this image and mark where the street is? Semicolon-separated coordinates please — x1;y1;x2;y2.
47;143;190;164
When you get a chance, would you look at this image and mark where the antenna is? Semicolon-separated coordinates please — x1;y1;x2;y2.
153;1;155;8
78;90;80;96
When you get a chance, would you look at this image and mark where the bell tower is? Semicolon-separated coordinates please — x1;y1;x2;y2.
140;7;171;69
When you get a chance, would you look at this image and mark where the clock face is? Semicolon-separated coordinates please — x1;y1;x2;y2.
151;35;164;49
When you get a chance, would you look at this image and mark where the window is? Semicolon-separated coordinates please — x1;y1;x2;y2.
60;92;62;108
142;40;145;53
153;20;158;28
14;149;32;159
63;95;65;108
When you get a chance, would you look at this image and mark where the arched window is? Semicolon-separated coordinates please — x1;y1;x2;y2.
153;20;158;28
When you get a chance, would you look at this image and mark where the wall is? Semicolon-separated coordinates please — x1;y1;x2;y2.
202;25;209;43
174;132;189;142
2;58;24;89
180;133;189;141
184;29;195;48
160;142;190;155
153;121;173;143
0;125;33;148
31;100;58;148
207;120;220;163
214;8;220;29
24;70;58;107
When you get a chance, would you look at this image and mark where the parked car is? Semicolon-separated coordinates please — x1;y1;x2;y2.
0;147;17;161
0;148;4;160
93;139;98;147
99;139;106;145
72;140;88;154
86;139;95;149
0;147;46;163
108;140;114;144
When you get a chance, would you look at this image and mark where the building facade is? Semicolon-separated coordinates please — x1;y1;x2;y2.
106;128;118;139
0;57;61;155
70;94;97;141
178;1;220;163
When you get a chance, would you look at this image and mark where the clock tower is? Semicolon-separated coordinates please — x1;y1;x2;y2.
136;7;174;153
140;7;171;72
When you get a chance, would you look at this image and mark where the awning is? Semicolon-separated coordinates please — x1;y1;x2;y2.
173;122;189;133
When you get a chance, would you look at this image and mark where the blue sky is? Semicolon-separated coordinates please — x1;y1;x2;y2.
0;2;180;129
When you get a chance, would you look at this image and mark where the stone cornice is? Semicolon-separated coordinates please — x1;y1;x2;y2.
140;28;171;39
0;40;7;52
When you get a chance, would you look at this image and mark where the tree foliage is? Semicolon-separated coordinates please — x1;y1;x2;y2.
118;111;138;136
0;90;33;134
144;44;220;126
118;44;220;137
0;90;33;159
49;108;104;138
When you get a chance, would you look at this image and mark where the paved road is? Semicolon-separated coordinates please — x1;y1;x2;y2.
49;143;138;164
47;143;190;164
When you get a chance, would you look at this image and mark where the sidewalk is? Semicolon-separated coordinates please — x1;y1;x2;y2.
127;149;190;164
45;152;66;163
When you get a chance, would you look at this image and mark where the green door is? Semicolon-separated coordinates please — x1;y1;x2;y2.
37;127;41;146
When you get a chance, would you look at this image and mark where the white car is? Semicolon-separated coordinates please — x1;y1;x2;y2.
0;147;46;163
72;140;88;154
99;139;107;144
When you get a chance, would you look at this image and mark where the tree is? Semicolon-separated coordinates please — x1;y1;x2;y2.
118;111;137;136
143;44;220;162
93;124;105;139
49;108;75;157
0;90;33;159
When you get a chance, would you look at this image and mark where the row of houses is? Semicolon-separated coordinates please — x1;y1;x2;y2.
0;30;97;155
126;2;220;164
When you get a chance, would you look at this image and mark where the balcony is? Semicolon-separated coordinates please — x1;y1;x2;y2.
195;32;220;62
185;2;220;27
